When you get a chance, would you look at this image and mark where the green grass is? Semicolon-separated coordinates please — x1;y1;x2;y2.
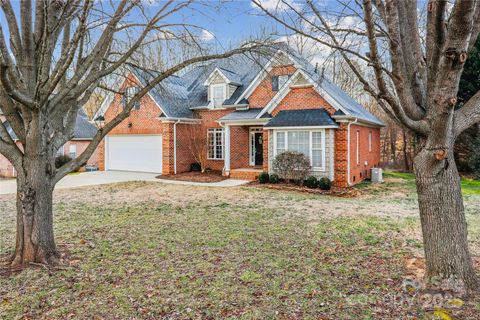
376;170;480;196
1;180;479;319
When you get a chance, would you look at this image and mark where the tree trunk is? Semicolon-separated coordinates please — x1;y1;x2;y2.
414;146;479;293
10;161;58;266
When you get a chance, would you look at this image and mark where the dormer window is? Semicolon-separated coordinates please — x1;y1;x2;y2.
211;84;226;108
123;86;140;110
272;75;290;91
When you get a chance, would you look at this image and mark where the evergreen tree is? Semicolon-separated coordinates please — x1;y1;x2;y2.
455;37;480;174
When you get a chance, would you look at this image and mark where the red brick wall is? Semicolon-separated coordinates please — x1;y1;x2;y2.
101;73;172;174
230;126;250;169
175;123;197;173
349;125;381;184
334;123;349;187
195;109;232;171
272;86;336;116
62;140;99;171
0;149;16;177
262;129;269;172
0;140;98;177
249;65;296;108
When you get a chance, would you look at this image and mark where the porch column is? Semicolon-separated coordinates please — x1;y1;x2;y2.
224;124;231;174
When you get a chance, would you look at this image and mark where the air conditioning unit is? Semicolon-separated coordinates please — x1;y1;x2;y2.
371;168;383;183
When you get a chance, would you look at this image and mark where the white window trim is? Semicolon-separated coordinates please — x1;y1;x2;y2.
207;128;225;160
210;84;227;108
69;144;77;159
273;129;326;172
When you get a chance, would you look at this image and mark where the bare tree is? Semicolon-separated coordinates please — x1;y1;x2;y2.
253;0;480;292
0;0;265;267
187;125;209;173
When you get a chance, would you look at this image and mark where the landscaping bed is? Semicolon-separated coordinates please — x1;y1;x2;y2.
249;181;362;198
156;170;226;183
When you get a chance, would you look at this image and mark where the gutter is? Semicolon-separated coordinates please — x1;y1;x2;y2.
332;115;384;128
157;117;201;124
347;118;358;186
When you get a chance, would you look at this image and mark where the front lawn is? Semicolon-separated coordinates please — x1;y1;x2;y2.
1;176;480;319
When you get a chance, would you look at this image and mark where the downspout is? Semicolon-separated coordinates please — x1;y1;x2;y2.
347;118;358;186
173;119;181;174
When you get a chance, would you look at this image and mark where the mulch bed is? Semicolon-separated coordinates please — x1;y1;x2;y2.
156;171;227;183
248;181;362;198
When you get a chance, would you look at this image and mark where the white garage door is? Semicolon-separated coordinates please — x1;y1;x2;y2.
106;135;163;173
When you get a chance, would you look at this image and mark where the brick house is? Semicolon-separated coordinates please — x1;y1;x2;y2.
96;45;383;187
0;110;99;178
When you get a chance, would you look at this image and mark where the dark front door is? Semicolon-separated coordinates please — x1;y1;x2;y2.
254;132;263;166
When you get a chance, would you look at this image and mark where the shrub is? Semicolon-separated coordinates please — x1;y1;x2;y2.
269;173;280;184
190;163;201;172
258;172;270;184
304;176;319;189
55;155;72;169
273;151;311;183
318;177;332;190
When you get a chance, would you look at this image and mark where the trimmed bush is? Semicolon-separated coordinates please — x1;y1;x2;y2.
55;155;72;169
190;163;201;172
269;173;280;184
273;151;311;183
304;176;319;189
258;172;270;184
318;177;332;190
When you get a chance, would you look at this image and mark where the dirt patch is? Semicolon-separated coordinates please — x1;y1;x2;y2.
156;171;226;183
248;181;363;198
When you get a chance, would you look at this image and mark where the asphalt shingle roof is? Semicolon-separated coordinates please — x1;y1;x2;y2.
264;109;338;128
219;108;271;121
125;43;383;126
3;109;97;140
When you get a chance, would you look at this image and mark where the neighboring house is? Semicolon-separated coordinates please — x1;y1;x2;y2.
0;110;99;178
96;44;384;187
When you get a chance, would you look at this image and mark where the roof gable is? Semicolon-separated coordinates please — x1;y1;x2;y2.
203;67;242;86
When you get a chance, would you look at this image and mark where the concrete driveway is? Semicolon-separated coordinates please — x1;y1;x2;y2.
0;171;249;195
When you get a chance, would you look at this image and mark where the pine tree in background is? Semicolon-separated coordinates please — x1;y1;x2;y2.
470;134;480;179
456;38;480;174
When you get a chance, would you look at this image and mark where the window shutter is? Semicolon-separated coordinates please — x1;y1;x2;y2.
272;76;279;91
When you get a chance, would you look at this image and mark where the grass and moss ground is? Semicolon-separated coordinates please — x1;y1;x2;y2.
0;172;480;319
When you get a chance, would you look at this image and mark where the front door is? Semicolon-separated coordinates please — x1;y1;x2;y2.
254;132;263;166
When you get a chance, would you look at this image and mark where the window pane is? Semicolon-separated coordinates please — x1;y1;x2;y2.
207;128;224;159
276;132;285;149
213;86;224;107
287;131;309;156
271;76;279;91
312;132;322;149
312;150;322;168
278;75;288;89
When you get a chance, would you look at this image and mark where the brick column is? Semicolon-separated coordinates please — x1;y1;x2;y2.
162;122;175;175
262;129;269;172
334;123;349;188
98;140;105;171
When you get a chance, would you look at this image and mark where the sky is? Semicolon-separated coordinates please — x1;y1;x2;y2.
0;0;301;50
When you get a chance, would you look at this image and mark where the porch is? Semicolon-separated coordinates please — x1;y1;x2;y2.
229;167;263;180
223;124;268;180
